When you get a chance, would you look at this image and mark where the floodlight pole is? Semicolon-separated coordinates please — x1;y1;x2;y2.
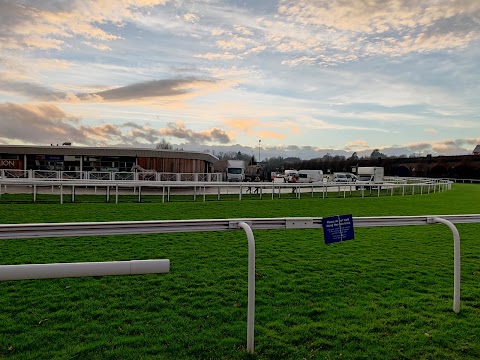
258;140;261;163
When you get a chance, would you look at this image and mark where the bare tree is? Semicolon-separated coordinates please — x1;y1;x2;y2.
156;139;173;150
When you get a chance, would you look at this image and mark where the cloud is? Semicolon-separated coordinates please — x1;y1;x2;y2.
242;45;267;55
355;137;480;157
222;119;287;139
345;140;370;149
224;119;259;134
0;102;84;144
128;126;161;143
0;102;147;146
0;1;170;51
234;26;254;36
277;0;480;34
0;76;223;104
0;102;234;146
123;122;144;129
85;78;218;101
0;74;65;100
281;56;320;67
82;42;112;51
194;52;243;60
182;13;199;23
247;0;480;67
159;122;231;143
257;131;285;139
424;128;438;134
204;136;480;159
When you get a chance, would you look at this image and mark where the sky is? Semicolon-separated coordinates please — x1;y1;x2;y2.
0;0;479;160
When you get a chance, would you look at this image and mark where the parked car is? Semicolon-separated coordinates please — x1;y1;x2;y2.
333;173;357;182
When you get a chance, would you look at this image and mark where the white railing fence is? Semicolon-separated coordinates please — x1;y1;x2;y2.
33;170;58;179
0;169;223;182
114;172;135;181
137;172;156;181
88;171;112;180
0;177;453;204
1;169;28;178
61;171;84;179
1;214;478;353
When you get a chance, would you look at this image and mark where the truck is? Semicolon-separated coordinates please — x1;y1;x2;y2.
298;169;323;183
226;160;245;182
356;167;384;189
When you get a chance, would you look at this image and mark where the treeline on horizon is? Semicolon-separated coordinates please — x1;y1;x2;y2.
156;141;480;179
215;150;480;180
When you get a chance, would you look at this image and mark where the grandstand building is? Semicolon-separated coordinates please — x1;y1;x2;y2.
0;145;218;173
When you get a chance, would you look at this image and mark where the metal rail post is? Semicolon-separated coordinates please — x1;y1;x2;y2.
433;217;461;313
238;222;256;354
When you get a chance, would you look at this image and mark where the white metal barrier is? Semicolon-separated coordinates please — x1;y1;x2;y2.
0;178;453;204
61;171;84;179
33;170;58;179
88;171;112;180
113;172;135;181
1;169;28;178
0;214;477;353
1;169;223;182
0;259;170;281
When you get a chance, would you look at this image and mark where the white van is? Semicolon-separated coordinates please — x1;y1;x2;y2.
298;169;323;183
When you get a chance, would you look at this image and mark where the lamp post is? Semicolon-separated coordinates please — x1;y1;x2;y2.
258;140;261;163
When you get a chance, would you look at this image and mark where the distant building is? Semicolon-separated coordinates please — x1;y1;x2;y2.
473;145;480;155
0;145;218;173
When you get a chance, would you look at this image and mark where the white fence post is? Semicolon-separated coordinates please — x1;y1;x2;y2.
238;222;256;354
432;217;461;313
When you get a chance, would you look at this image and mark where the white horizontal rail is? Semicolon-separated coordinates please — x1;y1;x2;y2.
0;259;170;281
0;169;223;182
0;214;475;353
0;178;452;204
0;214;477;239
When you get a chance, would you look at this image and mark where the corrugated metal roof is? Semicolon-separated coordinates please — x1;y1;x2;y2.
0;145;218;163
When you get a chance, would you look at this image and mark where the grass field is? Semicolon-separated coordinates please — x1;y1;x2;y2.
0;184;480;359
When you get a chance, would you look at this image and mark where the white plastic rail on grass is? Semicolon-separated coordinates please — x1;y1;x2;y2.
1;214;478;353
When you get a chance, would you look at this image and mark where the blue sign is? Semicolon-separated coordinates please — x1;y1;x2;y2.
45;155;64;161
322;214;354;244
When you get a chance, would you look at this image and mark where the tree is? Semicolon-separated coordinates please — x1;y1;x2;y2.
370;149;386;159
156;139;173;150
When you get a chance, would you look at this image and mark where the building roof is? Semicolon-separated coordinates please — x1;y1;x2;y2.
0;145;218;163
474;145;480;154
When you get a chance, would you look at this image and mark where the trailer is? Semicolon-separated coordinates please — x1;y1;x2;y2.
226;160;245;182
356;167;384;189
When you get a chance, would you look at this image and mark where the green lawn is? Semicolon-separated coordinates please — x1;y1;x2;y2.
0;184;479;359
